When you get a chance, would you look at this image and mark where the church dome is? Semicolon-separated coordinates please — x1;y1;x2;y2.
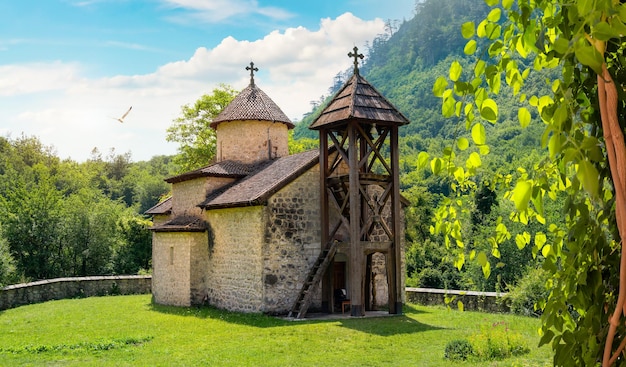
210;83;293;129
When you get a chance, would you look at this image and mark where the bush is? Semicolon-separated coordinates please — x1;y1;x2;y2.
469;321;530;360
504;266;550;317
418;268;444;288
444;339;474;360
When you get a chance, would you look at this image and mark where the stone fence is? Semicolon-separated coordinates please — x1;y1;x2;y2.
0;275;152;311
2;280;508;313
405;287;510;313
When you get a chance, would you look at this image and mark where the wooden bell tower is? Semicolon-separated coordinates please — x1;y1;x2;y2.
309;47;409;316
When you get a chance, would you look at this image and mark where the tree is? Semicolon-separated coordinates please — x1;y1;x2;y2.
0;227;18;286
431;0;626;365
166;84;237;173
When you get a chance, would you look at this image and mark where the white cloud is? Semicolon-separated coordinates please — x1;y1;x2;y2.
0;62;83;96
0;12;384;162
161;0;294;23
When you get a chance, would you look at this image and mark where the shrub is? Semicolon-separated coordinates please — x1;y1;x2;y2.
418;268;444;288
504;266;550;317
469;321;530;360
444;339;474;360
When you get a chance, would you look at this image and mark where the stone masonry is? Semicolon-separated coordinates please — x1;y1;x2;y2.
263;167;322;314
216;120;289;163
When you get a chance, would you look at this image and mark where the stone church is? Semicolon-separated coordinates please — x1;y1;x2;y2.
147;54;409;317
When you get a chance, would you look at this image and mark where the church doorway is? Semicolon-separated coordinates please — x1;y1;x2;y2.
333;258;349;313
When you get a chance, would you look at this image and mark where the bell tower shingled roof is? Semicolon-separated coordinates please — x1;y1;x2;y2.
309;47;409;130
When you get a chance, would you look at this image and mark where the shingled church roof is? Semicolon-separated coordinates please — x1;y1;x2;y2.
145;196;172;215
200;149;319;209
164;160;257;184
151;215;208;232
309;72;410;130
210;83;294;129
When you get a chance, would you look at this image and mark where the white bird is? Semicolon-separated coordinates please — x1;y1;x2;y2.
111;106;132;123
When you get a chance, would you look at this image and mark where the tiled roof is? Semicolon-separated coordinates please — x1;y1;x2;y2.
309;73;410;130
145;197;172;215
165;160;256;184
210;83;294;129
150;215;207;232
200;149;319;209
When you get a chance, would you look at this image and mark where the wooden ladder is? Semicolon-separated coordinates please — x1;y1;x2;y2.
288;240;339;319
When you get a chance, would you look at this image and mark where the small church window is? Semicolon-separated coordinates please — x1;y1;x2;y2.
169;246;174;265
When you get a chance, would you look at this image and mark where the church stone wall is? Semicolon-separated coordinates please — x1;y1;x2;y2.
204;206;265;313
171;177;234;217
152;232;190;306
216;120;289;164
152;232;207;307
263;166;322;314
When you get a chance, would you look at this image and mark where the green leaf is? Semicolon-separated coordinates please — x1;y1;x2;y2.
482;261;491;278
466;152;482;169
433;76;448;97
518;107;531;128
515;232;530;250
461;21;475;39
457;137;469;151
477;251;488;266
417;151;429;169
474;60;486;77
552;37;569;54
449;61;463;82
511;180;532;211
542;244;552;258
453;167;465;182
487;8;501;22
457;300;464;312
484;0;499;6
442;95;456;118
480;99;498;122
502;0;513;9
535;232;547;248
478;145;490;155
539;330;555;348
464;39;477;55
430;157;443;175
454;252;465;271
471;123;486;146
577;0;593;14
574;41;603;75
577;160;600;198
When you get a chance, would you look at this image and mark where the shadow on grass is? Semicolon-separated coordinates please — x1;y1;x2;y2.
338;315;442;336
149;301;440;335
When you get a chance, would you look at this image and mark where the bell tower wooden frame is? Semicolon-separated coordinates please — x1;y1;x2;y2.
309;47;409;316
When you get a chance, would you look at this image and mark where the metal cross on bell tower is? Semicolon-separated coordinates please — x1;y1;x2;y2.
348;46;364;75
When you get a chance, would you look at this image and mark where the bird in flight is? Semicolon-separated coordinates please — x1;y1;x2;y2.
112;106;132;123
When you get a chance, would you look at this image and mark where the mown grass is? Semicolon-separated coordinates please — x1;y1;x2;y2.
0;295;551;366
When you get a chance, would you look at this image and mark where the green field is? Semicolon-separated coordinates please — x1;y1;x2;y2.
0;295;551;366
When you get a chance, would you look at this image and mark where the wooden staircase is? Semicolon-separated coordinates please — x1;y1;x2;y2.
288;240;339;319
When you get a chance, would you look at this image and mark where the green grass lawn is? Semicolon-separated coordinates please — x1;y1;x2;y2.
0;295;551;366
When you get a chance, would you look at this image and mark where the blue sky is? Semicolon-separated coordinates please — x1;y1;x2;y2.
0;0;415;161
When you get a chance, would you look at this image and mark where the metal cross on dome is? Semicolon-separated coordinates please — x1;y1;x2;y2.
348;46;364;75
246;61;259;86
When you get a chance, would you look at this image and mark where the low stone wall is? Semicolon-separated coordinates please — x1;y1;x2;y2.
405;287;509;313
0;275;152;311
